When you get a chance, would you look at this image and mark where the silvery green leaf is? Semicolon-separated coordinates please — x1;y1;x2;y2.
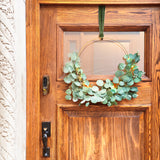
84;80;89;86
81;73;87;80
63;65;69;73
91;96;98;103
132;93;138;98
111;89;116;94
74;81;81;86
111;96;115;102
70;52;77;61
84;96;91;101
80;99;86;104
127;80;134;86
75;62;80;68
71;73;77;79
88;89;94;95
130;87;138;92
134;69;139;75
121;75;131;82
115;95;122;101
124;54;129;59
82;86;89;93
65;89;71;95
118;63;126;70
118;87;124;94
64;76;72;84
107;101;112;107
126;58;132;63
113;76;119;84
115;70;124;77
138;71;143;78
126;94;132;100
78;91;84;97
92;86;99;92
99;89;106;95
119;81;125;86
106;79;111;83
65;95;71;100
104;83;110;89
129;53;135;60
102;99;108;104
73;97;78;102
85;102;90;107
96;80;104;87
134;77;141;83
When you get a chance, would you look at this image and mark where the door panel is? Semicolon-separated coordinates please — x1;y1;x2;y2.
58;105;149;160
39;5;159;160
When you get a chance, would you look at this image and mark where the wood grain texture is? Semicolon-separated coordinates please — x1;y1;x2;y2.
38;0;160;5
151;8;160;160
56;6;152;25
57;105;150;160
26;0;40;160
40;6;57;159
27;1;160;160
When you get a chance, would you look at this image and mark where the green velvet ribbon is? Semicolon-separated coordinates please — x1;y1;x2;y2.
99;5;105;40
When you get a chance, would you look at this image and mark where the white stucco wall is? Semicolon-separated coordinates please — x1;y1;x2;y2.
0;0;26;159
14;0;26;160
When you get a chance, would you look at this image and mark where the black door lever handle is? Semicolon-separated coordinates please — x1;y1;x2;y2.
42;122;51;157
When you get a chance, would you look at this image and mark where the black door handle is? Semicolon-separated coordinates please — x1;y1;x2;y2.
42;122;51;157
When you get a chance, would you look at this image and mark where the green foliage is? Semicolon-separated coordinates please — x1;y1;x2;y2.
63;52;143;107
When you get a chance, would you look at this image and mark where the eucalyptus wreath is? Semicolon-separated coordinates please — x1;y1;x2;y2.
63;52;144;107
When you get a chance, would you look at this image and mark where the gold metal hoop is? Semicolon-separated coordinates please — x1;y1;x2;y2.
78;37;129;56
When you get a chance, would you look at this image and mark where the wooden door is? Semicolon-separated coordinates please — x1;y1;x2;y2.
26;1;160;160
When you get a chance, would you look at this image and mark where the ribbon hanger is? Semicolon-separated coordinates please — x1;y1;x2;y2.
99;5;105;40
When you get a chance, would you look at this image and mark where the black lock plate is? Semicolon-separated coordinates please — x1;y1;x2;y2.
43;147;50;157
42;122;51;137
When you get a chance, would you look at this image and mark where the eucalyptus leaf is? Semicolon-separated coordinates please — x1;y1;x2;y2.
65;95;71;100
71;73;77;79
130;87;138;92
92;86;99;92
65;89;71;95
132;93;138;98
121;75;131;82
119;81;125;86
118;63;126;70
113;76;119;84
115;70;124;77
127;80;134;86
85;102;90;107
74;81;81;86
102;99;108;104
96;80;104;87
134;77;141;83
115;95;122;101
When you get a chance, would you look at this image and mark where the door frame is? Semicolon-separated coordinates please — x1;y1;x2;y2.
26;0;160;159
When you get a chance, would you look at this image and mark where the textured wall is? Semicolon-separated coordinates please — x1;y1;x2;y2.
0;0;26;160
0;0;16;159
15;0;26;159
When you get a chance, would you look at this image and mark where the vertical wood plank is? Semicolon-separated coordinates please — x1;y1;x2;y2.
151;8;160;160
40;5;57;160
26;0;40;160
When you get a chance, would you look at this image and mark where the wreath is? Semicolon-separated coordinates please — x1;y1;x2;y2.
63;52;144;107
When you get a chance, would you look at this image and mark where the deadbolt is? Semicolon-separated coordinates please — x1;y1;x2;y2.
42;75;50;96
